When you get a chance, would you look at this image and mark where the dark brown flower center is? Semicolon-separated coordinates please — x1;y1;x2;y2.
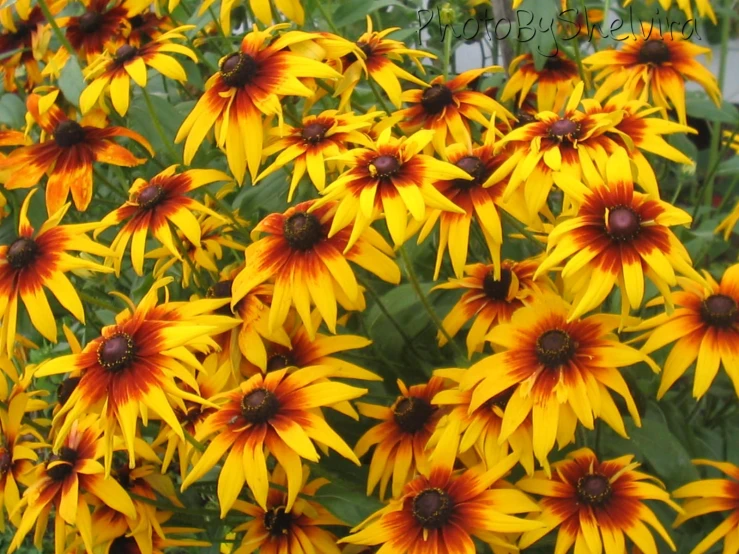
393;396;434;434
207;279;234;315
57;377;81;406
543;57;566;71
370;155;400;179
220;52;259;88
264;506;292;536
54;120;86;148
453;156;487;189
115;44;138;64
536;329;576;368
421;84;454;115
136;184;165;209
347;41;373;63
514;111;537;128
701;294;738;328
638;40;671;65
482;268;512;301
484;387;514;410
549;118;579;139
267;353;294;371
607;206;641;241
78;11;102;33
46;447;78;482
241;388;279;424
97;333;135;373
576;474;612;505
412;488;453;529
283;212;322;251
6;237;39;270
0;448;11;476
301;122;329;144
129;15;145;28
109;536;138;554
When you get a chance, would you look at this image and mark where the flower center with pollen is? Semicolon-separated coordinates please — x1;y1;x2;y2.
6;237;39;270
393;396;434;434
241;388;280;424
549;118;579;139
97;333;135;372
220;52;259;88
577;474;612;505
136;184;165;209
54;120;86;148
266;353;294;371
78;11;102;33
115;44;138;64
453;156;487;189
283;212;322;251
46;447;78;482
638;40;671;65
536;329;576;368
207;279;234;315
264;506;292;536
421;84;454;115
57;377;81;406
369;155;400;179
700;294;738;328
607;206;641;241
346;41;374;63
412;488;453;529
109;536;137;554
301;122;329;144
0;448;11;476
482;268;512;301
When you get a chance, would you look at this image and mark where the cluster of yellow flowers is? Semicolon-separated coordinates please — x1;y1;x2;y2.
0;0;738;553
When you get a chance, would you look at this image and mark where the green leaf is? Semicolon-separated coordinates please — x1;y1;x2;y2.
0;93;26;128
717;155;739;177
313;481;383;527
58;56;85;107
686;92;739;124
332;0;407;28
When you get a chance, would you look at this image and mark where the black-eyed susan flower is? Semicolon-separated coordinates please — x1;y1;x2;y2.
459;294;652;473
231;200;400;340
582;92;697;198
61;0;131;60
79;26;197;116
495;82;623;221
584;32;720;125
33;280;236;474
413;126;527;280
431;370;535;475
126;9;174;46
342;429;542;553
634;264;739;399
94;165;231;276
518;447;680;554
624;0;716;24
397;67;513;154
257;109;378;200
0;94;152;213
434;259;552;357
180;367;367;516
501;51;580;113
0;393;41;532
673;459;739;554
9;415;137;554
334;16;434;109
176;25;341;184
0;189;113;356
313;129;470;250
0;3;59;91
230;465;345;554
537;149;705;321
355;377;446;500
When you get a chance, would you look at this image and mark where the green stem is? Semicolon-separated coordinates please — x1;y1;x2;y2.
142;88;180;162
79;291;119;313
315;1;339;34
183;428;207;452
367;79;393;120
399;246;464;358
717;174;739;212
37;0;77;58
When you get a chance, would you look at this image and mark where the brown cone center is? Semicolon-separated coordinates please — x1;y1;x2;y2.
97;333;135;373
577;474;612;505
607;206;641;241
0;448;11;475
136;184;165;209
264;506;292;536
550;118;579;138
221;52;259;88
6;237;39;270
393;396;434;434
54;120;86;148
301;122;329;144
78;11;102;33
701;294;738;328
370;155;400;178
46;447;78;482
115;44;138;64
412;488;453;529
536;329;576;368
421;84;454;115
638;40;671;65
57;377;81;406
453;155;487;189
283;212;322;251
241;388;280;423
266;353;294;371
482;268;512;301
